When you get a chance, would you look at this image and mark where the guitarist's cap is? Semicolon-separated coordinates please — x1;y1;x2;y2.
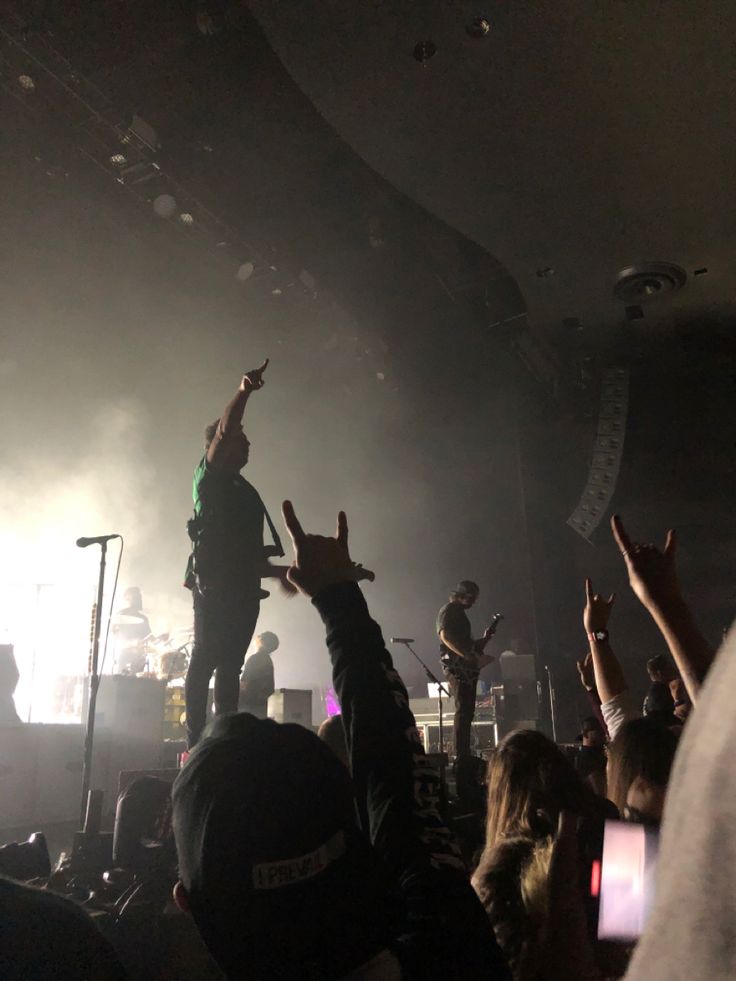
452;580;480;599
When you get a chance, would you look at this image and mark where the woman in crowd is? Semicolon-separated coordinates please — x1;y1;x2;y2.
606;716;679;825
472;730;613;979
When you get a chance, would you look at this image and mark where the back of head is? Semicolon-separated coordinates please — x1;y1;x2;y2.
255;631;279;656
451;580;479;600
606;716;679;816
123;587;142;611
204;419;220;449
471;835;553;978
646;654;673;682
580;716;605;746
483;729;591;848
317;714;349;771
172;713;397;980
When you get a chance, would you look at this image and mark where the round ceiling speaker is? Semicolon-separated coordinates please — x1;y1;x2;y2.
613;262;687;303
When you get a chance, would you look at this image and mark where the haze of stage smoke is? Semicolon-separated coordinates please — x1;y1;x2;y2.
0;398;165;720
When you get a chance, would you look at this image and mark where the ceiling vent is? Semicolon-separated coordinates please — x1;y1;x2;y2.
613;262;687;304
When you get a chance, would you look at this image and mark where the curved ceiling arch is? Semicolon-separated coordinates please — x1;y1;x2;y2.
246;1;736;336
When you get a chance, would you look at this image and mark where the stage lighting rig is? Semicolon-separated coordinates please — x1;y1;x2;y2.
0;3;271;290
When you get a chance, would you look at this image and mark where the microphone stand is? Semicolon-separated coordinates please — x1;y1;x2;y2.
544;664;558;744
80;540;108;828
396;640;450;757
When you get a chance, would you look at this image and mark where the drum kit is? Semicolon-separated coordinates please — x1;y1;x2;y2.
110;615;193;681
47;619;193;724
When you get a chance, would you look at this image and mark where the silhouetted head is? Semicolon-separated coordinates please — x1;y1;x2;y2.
451;580;480;608
254;632;279;656
204;419;250;471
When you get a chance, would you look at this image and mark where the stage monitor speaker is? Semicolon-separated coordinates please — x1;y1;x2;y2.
417;720;497;756
118;768;179;797
495;718;539;741
409;696;457;720
500;655;539;721
268;689;312;728
84;676;166;744
83;677;166;813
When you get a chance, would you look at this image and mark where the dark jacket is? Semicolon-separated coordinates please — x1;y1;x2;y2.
314;581;510;980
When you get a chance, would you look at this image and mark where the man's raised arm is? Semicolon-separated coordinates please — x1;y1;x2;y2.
206;359;268;467
279;500;510;978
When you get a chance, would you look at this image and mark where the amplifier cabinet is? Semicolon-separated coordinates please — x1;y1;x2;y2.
416;720;498;756
267;689;312;728
83;676;166;744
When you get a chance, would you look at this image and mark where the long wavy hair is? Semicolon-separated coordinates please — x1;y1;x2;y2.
477;729;595;857
472;730;599;979
606;716;679;814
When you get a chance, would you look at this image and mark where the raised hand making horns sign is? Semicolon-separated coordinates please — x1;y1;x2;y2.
610;514;681;614
583;578;615;636
282;501;356;598
610;513;713;700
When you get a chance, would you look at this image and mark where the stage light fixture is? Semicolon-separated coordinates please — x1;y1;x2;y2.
109;154;127;167
236;262;254;282
466;17;491;38
179;213;194;226
413;41;437;62
153;194;177;219
18;75;35;91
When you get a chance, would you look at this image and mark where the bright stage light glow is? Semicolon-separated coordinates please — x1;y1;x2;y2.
0;579;94;723
0;399;168;723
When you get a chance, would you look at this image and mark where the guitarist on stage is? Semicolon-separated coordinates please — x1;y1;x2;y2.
437;580;498;775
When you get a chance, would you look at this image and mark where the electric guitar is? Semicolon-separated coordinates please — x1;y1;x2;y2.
442;612;504;684
262;559;375;597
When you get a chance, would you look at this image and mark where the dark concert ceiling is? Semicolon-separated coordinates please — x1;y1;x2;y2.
246;1;736;340
8;0;735;359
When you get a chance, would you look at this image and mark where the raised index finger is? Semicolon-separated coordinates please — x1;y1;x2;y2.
336;510;348;548
610;514;633;557
259;358;270;374
282;500;306;547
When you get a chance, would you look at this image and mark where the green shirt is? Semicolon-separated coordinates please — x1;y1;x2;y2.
187;456;265;593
